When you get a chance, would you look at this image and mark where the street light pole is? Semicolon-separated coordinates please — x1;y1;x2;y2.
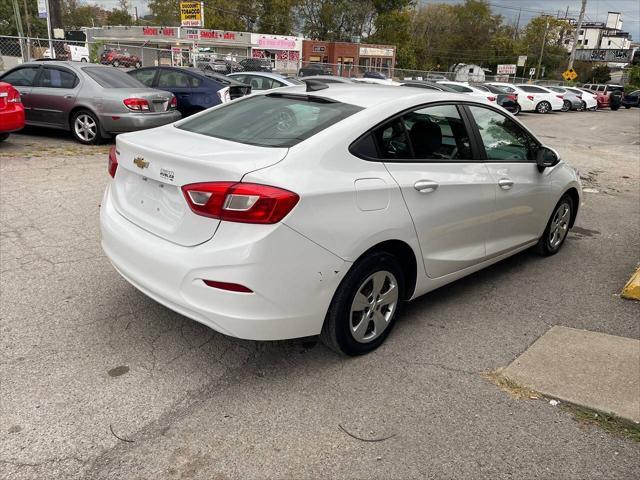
568;0;588;71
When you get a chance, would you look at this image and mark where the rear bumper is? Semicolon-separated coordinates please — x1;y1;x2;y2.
100;184;348;340
100;111;182;134
0;105;25;133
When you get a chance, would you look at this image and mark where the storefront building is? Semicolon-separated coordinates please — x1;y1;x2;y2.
302;40;396;76
250;34;303;73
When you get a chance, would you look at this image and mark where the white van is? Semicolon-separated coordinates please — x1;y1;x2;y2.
44;44;89;62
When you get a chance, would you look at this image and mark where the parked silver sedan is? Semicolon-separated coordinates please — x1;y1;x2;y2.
0;61;181;144
547;86;583;112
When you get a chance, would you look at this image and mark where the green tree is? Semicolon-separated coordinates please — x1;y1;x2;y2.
63;0;107;28
520;15;571;78
256;0;299;35
590;64;611;83
627;65;640;86
0;0;48;37
107;0;133;26
148;0;179;25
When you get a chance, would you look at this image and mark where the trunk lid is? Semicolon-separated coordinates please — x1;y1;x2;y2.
124;88;174;112
111;125;288;246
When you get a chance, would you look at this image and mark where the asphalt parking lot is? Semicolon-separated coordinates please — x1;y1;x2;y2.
1;108;639;479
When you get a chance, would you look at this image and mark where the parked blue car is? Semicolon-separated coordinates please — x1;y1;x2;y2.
127;66;250;117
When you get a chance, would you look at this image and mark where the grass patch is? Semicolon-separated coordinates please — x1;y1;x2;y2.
563;404;640;442
481;367;540;400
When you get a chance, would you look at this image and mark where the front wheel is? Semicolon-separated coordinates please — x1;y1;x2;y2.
534;195;573;256
561;100;571;112
71;110;103;145
321;252;404;356
112;60;120;68
0;133;9;142
625;106;631;109
536;101;551;114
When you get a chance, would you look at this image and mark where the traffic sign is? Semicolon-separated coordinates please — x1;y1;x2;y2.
562;68;578;81
529;68;536;77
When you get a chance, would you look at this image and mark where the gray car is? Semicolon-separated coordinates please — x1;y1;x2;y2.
547;86;583;112
0;61;181;144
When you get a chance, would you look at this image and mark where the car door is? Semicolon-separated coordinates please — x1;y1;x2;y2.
465;105;555;257
29;65;80;126
378;103;495;278
0;66;41;122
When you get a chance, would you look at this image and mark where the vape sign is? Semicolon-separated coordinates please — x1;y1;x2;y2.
180;2;204;27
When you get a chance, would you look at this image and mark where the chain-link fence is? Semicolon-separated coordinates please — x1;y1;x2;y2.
1;34;572;87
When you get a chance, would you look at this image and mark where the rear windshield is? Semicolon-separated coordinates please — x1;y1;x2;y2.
177;93;362;147
83;67;145;88
441;83;473;93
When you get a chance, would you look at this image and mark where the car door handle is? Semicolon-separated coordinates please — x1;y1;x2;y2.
414;180;439;193
64;95;74;99
498;178;514;190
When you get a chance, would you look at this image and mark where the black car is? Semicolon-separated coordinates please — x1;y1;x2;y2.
127;66;250;116
475;84;521;115
622;89;640;108
363;71;387;80
298;63;333;77
239;58;273;72
200;59;244;75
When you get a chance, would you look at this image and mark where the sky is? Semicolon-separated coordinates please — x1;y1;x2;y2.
93;0;640;41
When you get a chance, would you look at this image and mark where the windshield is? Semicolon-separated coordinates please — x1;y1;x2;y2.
177;93;362;147
83;67;145;88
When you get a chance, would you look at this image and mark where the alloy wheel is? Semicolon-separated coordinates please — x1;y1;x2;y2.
74;114;97;142
561;100;571;112
537;102;550;113
549;202;571;249
349;270;399;343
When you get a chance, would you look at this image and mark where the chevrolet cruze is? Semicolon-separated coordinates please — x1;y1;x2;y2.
100;83;582;355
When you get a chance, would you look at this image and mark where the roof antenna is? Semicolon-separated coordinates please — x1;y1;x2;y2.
305;79;329;92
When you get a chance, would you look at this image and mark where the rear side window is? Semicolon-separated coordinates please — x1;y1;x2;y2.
128;69;157;87
158;70;202;88
83;67;145;88
2;67;39;86
177;94;362;147
597;85;606;92
39;68;78;88
517;86;547;93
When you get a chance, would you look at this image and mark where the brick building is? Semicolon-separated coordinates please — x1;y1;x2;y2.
301;40;396;76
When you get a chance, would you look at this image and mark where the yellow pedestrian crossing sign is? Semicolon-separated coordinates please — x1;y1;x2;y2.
563;68;578;81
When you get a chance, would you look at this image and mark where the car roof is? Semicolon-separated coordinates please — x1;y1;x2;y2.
229;71;286;80
300;75;353;83
265;84;476;109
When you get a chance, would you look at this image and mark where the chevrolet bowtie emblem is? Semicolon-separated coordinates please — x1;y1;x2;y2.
133;157;149;169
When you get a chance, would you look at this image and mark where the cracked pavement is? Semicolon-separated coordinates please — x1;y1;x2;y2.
1;111;639;479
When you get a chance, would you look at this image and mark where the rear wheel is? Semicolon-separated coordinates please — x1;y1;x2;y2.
71;110;103;145
534;195;573;256
321;252;404;356
0;133;9;142
625;106;631;109
561;100;571;112
536;101;551;114
581;101;587;111
512;103;521;115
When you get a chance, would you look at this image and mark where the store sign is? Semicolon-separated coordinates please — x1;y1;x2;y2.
182;28;199;40
312;45;326;53
200;30;237;40
359;46;394;57
180;2;204;27
142;27;178;37
575;49;633;62
37;0;47;18
496;64;516;75
256;36;297;50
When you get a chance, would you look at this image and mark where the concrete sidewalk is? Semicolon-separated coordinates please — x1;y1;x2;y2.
503;326;640;423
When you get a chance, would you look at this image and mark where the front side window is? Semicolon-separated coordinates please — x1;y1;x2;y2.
177;93;362;148
39;68;78;88
402;105;472;160
468;106;538;161
1;67;39;86
128;69;157;87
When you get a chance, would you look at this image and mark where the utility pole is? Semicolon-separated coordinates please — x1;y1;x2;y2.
514;7;521;40
536;16;550;80
568;0;588;71
11;0;26;61
22;0;32;37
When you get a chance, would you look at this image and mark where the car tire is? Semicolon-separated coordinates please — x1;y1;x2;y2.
625;106;631;109
135;61;142;69
581;101;587;111
112;60;120;68
561;100;571;112
70;110;103;145
0;133;9;142
611;105;619;111
320;251;405;356
513;103;521;115
534;194;574;257
536;101;551;114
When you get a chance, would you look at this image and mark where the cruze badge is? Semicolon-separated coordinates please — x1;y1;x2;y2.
133;157;149;169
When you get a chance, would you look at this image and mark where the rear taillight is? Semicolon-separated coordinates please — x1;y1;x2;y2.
216;87;231;103
487;96;496;102
527;95;534;101
182;182;299;224
203;280;253;293
506;94;517;101
7;87;21;103
169;96;177;109
123;98;150;111
556;95;564;99
108;145;118;178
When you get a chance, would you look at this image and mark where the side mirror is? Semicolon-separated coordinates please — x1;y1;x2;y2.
536;146;560;171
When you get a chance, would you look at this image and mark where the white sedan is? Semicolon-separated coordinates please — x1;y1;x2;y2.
436;81;501;104
101;84;582;355
566;87;598;110
514;84;565;113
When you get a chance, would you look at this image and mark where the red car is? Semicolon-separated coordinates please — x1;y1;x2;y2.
0;82;25;142
100;49;142;68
